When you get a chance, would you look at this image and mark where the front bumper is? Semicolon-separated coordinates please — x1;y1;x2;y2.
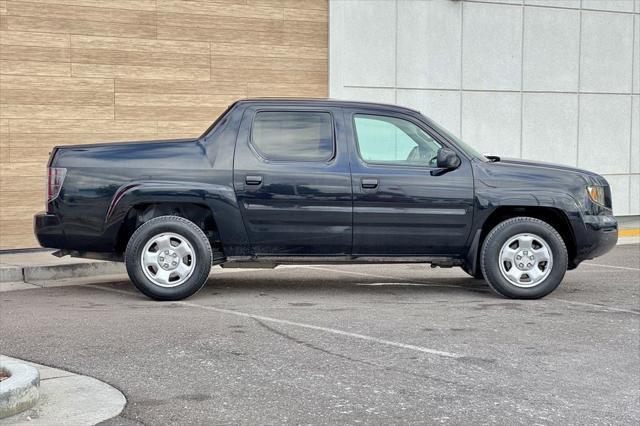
33;212;66;248
573;214;618;266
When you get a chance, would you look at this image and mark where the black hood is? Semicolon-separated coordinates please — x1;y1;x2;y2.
488;157;609;186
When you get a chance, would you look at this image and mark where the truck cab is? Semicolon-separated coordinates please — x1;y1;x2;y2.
34;99;618;301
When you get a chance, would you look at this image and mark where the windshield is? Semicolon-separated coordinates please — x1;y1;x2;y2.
425;117;487;161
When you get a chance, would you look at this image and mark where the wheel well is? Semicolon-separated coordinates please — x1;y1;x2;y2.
116;203;224;259
475;206;577;269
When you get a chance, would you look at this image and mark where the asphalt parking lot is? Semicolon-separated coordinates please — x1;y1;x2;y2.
1;245;639;425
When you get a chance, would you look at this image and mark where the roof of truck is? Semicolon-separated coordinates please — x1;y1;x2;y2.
234;98;421;115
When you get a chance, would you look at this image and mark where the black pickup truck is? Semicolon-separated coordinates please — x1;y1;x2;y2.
34;98;618;300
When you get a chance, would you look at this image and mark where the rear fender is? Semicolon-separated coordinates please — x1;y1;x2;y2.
103;181;251;256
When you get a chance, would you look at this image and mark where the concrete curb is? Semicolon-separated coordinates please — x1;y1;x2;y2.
0;266;22;284
22;261;124;282
0;260;124;283
0;360;40;419
0;356;125;425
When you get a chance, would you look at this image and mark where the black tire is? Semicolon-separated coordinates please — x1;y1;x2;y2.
480;217;568;299
125;215;212;301
461;265;484;280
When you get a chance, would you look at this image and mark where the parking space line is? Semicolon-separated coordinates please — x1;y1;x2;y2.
88;285;463;359
583;262;640;272
552;299;640;315
291;265;475;290
284;265;406;280
298;266;639;315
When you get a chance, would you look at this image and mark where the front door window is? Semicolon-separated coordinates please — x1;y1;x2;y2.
353;114;442;167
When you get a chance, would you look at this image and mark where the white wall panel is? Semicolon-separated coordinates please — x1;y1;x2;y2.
630;175;640;215
631;96;640;174
604;175;631;215
524;0;580;8
396;89;461;136
578;94;632;174
397;0;462;89
582;0;635;12
340;0;396;88
580;11;634;93
461;91;521;158
523;7;580;92
462;2;522;90
335;87;397;104
522;93;578;167
633;15;639;94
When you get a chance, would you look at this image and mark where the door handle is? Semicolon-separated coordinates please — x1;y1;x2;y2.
361;178;378;189
245;175;263;185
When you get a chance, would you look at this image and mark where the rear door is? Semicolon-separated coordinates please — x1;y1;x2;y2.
233;104;352;256
346;108;474;256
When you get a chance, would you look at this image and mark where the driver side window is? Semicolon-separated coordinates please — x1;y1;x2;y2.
353;114;441;166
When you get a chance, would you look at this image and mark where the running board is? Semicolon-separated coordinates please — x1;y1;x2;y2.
220;256;463;269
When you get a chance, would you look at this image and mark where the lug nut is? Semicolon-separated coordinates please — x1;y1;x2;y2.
165;250;169;254
163;263;169;268
159;256;164;261
172;261;177;266
172;253;177;257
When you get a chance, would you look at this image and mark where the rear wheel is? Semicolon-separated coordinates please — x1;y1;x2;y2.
125;215;212;301
480;217;568;299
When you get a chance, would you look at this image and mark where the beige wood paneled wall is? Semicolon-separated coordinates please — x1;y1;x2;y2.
0;0;328;249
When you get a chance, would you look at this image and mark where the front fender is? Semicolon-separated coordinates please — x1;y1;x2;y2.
103;180;251;256
463;188;586;274
475;188;584;223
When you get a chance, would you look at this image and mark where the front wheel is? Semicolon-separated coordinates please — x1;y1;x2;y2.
125;215;212;301
480;217;568;299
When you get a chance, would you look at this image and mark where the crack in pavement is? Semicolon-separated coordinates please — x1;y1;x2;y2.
252;318;462;386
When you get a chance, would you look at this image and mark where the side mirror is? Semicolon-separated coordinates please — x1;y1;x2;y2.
436;147;461;170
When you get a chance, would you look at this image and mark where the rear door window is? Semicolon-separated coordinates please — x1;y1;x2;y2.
251;111;334;161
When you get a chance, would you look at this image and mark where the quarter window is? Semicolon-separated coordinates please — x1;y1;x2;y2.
353;114;442;167
252;111;334;161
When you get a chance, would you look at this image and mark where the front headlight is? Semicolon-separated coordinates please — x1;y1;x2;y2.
587;185;606;207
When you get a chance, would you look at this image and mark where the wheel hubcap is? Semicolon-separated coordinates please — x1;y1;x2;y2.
141;232;196;288
498;233;553;288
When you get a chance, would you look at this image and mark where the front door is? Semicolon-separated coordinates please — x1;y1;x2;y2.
233;105;352;256
347;109;474;256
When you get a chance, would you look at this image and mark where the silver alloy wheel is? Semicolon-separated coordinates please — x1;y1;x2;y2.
140;232;196;288
498;233;553;288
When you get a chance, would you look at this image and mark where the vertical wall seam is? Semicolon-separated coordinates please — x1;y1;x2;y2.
394;0;398;103
629;14;636;176
576;2;583;168
327;0;332;97
629;14;637;213
520;1;525;158
460;0;465;137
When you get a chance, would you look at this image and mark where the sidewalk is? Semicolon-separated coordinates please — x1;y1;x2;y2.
0;250;125;291
1;218;638;289
0;356;125;425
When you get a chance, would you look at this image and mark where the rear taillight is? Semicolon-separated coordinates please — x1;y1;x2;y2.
47;167;66;204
